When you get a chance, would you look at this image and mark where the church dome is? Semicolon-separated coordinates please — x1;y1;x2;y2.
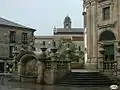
64;15;71;23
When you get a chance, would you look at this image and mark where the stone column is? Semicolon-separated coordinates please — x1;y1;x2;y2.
44;41;58;84
17;62;23;81
36;61;44;84
18;62;22;75
91;1;97;61
113;41;118;76
44;52;57;84
86;3;91;62
98;43;105;71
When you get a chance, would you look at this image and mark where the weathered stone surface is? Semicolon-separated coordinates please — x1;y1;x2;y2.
18;62;22;76
36;61;44;84
14;41;71;85
44;70;55;84
0;44;9;58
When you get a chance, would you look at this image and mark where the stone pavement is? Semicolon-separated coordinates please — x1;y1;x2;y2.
0;71;119;90
71;69;99;72
0;85;115;90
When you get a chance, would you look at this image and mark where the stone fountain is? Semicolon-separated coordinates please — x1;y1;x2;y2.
12;40;71;84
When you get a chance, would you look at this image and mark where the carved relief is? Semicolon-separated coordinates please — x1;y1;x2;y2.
25;59;37;76
97;21;117;29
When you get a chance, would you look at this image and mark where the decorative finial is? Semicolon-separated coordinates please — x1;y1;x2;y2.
53;25;56;29
67;14;69;17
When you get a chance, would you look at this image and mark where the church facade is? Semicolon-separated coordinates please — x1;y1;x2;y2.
83;0;120;74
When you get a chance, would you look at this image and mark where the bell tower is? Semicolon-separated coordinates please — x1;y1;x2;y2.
64;15;71;29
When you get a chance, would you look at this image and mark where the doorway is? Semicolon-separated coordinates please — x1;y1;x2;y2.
99;30;116;70
103;44;114;69
0;62;4;73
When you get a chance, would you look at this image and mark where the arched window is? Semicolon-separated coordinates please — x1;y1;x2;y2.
99;30;116;41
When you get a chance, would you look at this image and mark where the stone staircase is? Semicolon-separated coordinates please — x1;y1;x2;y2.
57;71;118;87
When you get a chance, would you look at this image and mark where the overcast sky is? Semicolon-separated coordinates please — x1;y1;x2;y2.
0;0;83;35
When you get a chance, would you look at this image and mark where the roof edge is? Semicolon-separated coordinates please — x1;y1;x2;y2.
0;24;36;32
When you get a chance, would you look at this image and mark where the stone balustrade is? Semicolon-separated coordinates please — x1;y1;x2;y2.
44;59;71;84
12;40;71;85
41;43;71;84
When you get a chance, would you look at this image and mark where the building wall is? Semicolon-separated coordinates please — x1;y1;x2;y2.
72;41;84;51
54;34;84;47
34;36;54;51
84;0;119;59
83;0;120;71
0;26;34;58
34;35;84;52
84;0;98;61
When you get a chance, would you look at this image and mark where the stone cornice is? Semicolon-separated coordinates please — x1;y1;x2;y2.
84;0;97;8
97;0;105;3
97;21;117;29
97;0;114;4
97;0;113;8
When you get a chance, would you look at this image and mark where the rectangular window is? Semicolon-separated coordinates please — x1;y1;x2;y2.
9;46;13;58
103;7;110;20
9;31;16;43
21;33;28;44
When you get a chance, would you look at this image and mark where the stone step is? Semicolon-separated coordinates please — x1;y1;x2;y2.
57;84;111;87
61;79;113;82
59;82;115;85
66;75;107;77
57;71;117;87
